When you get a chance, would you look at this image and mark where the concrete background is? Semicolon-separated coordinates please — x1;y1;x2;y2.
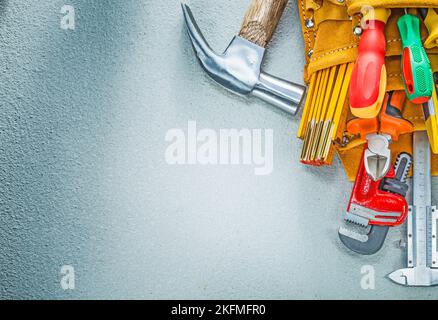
0;0;437;299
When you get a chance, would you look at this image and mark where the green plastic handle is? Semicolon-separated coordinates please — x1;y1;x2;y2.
397;14;433;104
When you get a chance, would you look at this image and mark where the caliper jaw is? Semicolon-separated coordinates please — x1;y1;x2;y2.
389;208;438;287
388;266;438;286
388;132;438;286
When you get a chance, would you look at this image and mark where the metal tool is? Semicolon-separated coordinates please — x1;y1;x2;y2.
339;152;411;255
364;90;413;181
388;131;438;286
347;91;413;181
181;0;306;115
364;133;392;181
349;8;391;119
398;9;433;104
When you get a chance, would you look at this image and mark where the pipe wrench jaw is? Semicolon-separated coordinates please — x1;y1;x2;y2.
381;152;412;198
339;222;389;255
339;197;407;255
339;203;389;256
338;152;411;255
364;133;391;181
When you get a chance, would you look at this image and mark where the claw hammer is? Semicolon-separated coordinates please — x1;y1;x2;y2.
182;0;306;115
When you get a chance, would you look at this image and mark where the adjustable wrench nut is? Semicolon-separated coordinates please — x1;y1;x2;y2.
381;178;409;198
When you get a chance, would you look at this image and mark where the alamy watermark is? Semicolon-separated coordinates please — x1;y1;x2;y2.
360;265;375;290
165;121;274;175
61;5;75;30
60;265;75;290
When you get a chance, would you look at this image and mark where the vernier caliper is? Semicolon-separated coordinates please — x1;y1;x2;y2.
388;131;438;286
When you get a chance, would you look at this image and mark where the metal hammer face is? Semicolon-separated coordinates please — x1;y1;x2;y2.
181;1;306;115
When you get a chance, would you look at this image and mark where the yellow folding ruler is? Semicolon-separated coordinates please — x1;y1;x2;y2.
298;63;354;165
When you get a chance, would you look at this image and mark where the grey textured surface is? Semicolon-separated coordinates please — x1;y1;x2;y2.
0;0;437;299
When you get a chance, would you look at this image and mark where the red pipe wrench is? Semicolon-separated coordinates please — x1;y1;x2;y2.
338;151;411;255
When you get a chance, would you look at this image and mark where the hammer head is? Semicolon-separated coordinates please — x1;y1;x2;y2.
181;3;306;115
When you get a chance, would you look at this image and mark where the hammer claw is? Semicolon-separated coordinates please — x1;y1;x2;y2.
182;3;261;95
181;4;221;73
181;2;306;114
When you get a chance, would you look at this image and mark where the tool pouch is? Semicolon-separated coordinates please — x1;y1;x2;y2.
297;0;438;180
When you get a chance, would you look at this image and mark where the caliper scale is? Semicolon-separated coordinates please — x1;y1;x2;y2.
388;131;438;286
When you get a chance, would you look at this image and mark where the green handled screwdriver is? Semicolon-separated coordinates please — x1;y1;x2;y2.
397;9;434;104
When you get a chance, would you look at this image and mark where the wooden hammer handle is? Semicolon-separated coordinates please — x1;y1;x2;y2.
239;0;289;48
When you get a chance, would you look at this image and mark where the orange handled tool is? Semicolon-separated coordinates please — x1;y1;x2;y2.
346;117;378;140
347;91;413;181
380;91;413;141
349;8;391;119
347;91;412;141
